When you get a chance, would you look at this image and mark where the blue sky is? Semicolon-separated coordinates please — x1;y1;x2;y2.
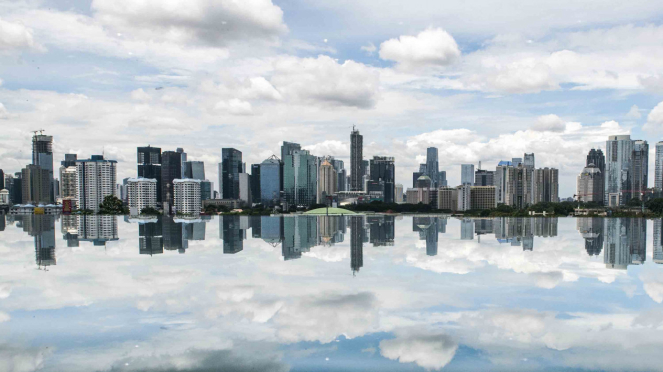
2;0;663;196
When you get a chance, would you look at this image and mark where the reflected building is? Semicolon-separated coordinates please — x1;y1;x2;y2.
221;215;245;254
350;216;364;273
460;219;474;240
367;215;395;246
139;218;163;255
25;215;57;267
61;214;79;247
318;216;345;246
282;216;317;260
577;217;604;256
413;216;438;256
78;215;119;246
163;216;185;253
654;219;663;264
260;215;283;247
474;219;494;235
604;218;647;269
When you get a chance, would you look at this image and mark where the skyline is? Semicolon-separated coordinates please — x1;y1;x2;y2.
2;2;663;197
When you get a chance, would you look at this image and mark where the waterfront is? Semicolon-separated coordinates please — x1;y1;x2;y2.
1;215;662;371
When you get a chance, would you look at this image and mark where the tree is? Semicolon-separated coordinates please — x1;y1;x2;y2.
646;198;663;214
140;206;161;215
627;198;642;208
98;195;128;215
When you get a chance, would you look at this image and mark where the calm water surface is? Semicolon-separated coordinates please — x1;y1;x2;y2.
1;215;662;371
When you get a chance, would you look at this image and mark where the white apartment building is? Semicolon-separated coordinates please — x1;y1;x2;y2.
174;178;201;215
76;155;117;212
127;177;158;215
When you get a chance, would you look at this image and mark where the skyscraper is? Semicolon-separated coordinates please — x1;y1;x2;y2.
60;154;78;208
368;156;395;203
656;142;663;192
350;216;364;274
250;164;261;204
632;140;648;201
524;153;535;168
475;169;494;186
138;146;162;203
184;161;205;180
505;164;533;209
176;148;187;178
32;133;54;203
76;155;117;212
161;151;182;213
587;148;605;174
605;135;634;206
260;155;281;206
221;148;242;199
426;147;439;187
317;159;337;204
461;164;474;185
585;148;605;203
21;165;51;204
577;164;603;203
283;149;317;207
438;170;447;187
350;127;363;191
281;141;301;193
532;168;559;203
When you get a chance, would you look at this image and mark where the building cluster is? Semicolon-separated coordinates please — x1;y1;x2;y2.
576;135;656;206
407;152;559;211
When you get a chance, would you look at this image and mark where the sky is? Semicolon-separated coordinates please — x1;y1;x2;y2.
2;216;663;371
2;1;663;196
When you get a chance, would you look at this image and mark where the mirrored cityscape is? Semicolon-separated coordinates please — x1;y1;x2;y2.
1;216;663;371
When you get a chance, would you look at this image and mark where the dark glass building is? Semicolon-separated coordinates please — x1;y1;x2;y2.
350;128;363;191
369;156;395;203
221;148;242;200
138;146;162;203
161;151;182;212
251;164;261;204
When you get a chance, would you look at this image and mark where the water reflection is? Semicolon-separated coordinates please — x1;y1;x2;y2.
2;215;663;371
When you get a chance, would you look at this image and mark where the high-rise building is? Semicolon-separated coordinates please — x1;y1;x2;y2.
632;140;648;201
0;169;4;190
283;150;317;207
200;180;212;202
127;177;158;215
239;173;252;206
524;153;535;168
368;156;395;203
138;146;162;204
317;159;337;204
437;187;456;211
176;148;187;178
505;164;533;209
470;186;497;210
350;127;363;191
426;147;439;187
21;165;51;205
461;164;474;185
512;157;523;166
475;169;494;186
59;164;78;208
161;151;182;213
250;164;261;204
605;135;634;206
456;184;471;211
281;141;301;193
260;155;281;206
76;155;117;212
577;164;603;203
221;148;242;199
350;216;364;274
173;179;201;215
395;184;404;203
438;170;447;187
532;168;559;203
32;134;54;203
330;159;346;192
587;148;605;174
184;161;205;180
656;142;663;192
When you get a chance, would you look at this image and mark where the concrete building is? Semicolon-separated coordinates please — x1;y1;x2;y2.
456;184;471;211
32;134;54;203
632;140;649;201
577;164;603;203
475;169;494;186
461;164;474;185
127;178;158;215
350;127;363;191
532;168;559;203
524;153;535;168
504;164;533;209
59;164;78;208
221;148;242;200
0;189;9;205
395;184;404;203
76;155;117;213
494;160;511;204
21;165;51;205
368;156;395;203
605;135;634;206
406;188;431;204
586;148;605;203
174;179;201;215
437;187;457;211
317;159;337;204
656;142;663;192
239;173;252;206
470;186;497;210
138;146;162;203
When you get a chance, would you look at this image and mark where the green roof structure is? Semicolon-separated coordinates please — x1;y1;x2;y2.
303;207;358;215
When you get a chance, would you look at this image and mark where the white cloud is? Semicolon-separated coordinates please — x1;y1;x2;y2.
643;101;663;133
0;312;9;322
380;329;458;370
0;18;43;52
130;89;151;102
0;102;8;119
379;28;460;71
531;114;567;132
271;55;380;108
360;42;376;55
91;0;287;46
214;98;253;115
626;104;642;119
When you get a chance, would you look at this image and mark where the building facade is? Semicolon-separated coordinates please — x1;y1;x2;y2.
239;173;252;206
32;134;54;203
174;179;201;215
368;156;395;203
21;165;51;205
656;142;663;192
470;186;497;210
532;168;559;203
461;164;475;185
260;155;281;206
76;155;117;212
137;146;162;203
632;140;649;201
577;164;603;203
127;178;158;214
456;184;471;211
605;135;634;206
317;159;337;204
221;148;242;200
161;151;182;212
350;128;363;191
283;150;317;207
426;147;439;188
475;169;495;186
504;164;533;209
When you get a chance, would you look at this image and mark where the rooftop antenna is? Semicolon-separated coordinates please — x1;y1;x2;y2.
31;129;45;136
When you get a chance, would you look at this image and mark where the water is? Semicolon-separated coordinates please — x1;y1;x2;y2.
1;214;662;372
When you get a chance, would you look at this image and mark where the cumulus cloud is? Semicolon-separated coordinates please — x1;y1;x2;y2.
0;311;9;322
360;42;376;55
380;329;458;370
0;18;43;52
0;102;8;119
531;114;567;132
215;98;253;115
643;101;663;133
130;88;151;102
379;28;460;71
271;55;380;108
91;0;287;46
626;104;642;119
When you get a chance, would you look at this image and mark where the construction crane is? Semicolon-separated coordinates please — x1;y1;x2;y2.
31;129;45;136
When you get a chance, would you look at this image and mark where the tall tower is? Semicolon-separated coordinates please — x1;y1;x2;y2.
137;146;162;203
605;135;633;206
656;142;663;192
350;127;363;191
426;147;439;187
221;148;243;200
32;133;54;203
632;140;649;200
